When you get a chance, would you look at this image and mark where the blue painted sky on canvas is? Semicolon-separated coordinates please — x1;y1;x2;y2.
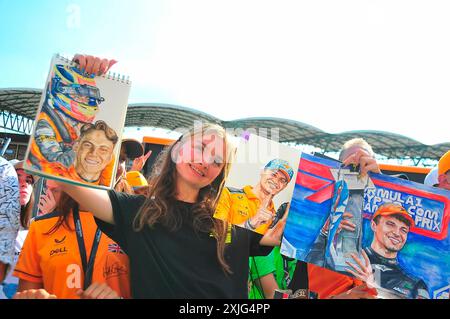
1;0;449;145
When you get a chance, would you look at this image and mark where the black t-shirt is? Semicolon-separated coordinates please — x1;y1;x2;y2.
95;190;273;299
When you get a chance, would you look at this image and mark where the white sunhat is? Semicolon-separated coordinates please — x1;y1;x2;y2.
424;167;439;187
8;159;21;167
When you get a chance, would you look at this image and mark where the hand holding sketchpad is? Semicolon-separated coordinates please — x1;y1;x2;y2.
23;54;131;190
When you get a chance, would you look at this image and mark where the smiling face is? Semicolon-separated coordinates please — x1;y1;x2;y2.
17;169;33;206
173;132;226;191
438;171;450;190
74;129;115;181
259;169;289;196
371;215;410;255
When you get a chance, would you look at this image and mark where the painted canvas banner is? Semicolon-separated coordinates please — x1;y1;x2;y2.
281;153;450;299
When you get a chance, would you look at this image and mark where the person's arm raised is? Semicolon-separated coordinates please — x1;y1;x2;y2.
56;181;115;224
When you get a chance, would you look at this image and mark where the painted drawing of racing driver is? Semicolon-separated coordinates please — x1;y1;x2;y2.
28;56;116;183
215;159;294;235
68;120;118;185
345;203;430;299
29;64;103;174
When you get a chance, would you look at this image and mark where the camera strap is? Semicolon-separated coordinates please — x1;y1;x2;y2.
73;205;102;290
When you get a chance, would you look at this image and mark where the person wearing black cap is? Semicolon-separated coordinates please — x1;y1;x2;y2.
114;139;144;193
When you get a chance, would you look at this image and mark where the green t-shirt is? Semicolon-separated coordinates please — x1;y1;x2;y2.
272;246;297;290
248;246;297;299
248;252;276;299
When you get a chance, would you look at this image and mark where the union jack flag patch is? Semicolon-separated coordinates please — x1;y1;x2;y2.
108;243;125;254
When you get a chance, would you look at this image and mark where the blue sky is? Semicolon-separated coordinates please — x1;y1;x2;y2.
1;0;449;146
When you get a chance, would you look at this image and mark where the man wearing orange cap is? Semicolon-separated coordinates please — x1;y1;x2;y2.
345;203;429;299
437;150;450;191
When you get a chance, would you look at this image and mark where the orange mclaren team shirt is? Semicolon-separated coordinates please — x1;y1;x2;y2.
308;264;363;299
215;186;276;235
13;210;131;299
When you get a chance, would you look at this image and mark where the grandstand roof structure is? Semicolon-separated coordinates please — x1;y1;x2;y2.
1;88;449;163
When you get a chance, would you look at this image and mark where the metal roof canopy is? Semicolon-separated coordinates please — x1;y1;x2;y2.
1;88;448;162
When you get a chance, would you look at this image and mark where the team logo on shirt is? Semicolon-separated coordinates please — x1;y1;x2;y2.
238;209;248;217
54;236;66;244
49;246;68;257
374;264;392;272
108;243;125;254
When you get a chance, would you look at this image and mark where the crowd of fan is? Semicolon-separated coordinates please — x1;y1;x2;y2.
1;126;448;299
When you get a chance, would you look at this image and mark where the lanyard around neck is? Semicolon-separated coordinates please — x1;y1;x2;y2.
282;255;293;288
73;205;102;290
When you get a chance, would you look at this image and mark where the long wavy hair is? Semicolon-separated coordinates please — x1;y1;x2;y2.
133;123;236;273
15;168;35;229
20;192;34;229
45;191;76;234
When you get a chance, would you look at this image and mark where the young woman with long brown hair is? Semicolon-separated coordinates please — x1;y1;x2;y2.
13;161;35;229
56;99;278;298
